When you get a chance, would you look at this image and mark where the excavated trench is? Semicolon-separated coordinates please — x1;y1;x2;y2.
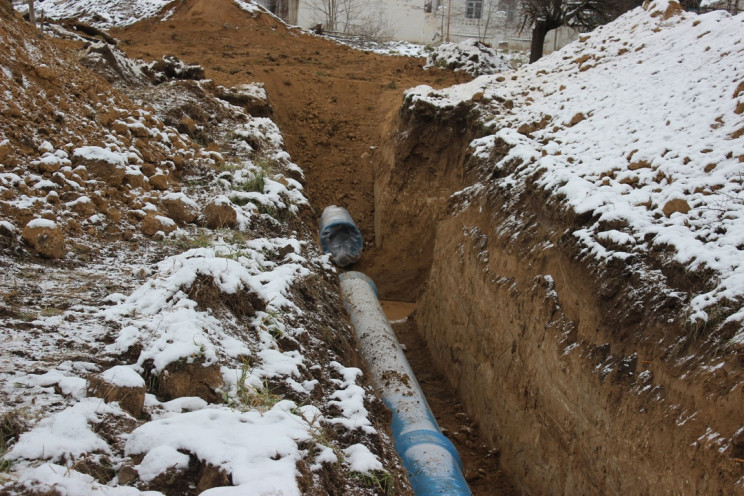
111;5;742;493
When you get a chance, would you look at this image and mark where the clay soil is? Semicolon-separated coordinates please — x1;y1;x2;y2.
112;0;509;493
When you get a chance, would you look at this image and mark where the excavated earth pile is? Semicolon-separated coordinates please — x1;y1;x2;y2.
107;0;469;240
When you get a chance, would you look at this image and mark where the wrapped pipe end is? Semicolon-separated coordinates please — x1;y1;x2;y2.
319;205;363;267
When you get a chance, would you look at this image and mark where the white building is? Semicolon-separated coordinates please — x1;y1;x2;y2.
269;0;577;53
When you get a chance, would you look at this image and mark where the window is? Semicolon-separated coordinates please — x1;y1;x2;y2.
466;0;482;19
499;0;516;22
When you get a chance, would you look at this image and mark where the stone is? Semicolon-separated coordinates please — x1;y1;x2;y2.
568;112;586;127
72;165;89;180
129;123;151;139
0;221;15;238
124;171;150;190
149;173;169;190
117;464;139;485
21;220;65;259
177;117;197;136
662;198;690;217
197;463;231;493
0;140;11;163
161;195;198;224
141;163;157;177
36;154;62;174
34;64;56;81
72;147;126;187
157;360;223;403
68;196;97;217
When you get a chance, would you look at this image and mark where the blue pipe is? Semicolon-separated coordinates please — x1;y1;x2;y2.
339;271;471;496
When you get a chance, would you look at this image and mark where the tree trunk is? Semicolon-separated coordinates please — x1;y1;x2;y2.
27;0;36;24
529;19;547;63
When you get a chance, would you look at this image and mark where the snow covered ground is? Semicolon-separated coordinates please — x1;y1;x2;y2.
407;0;744;345
424;39;526;76
13;0;173;28
0;3;405;494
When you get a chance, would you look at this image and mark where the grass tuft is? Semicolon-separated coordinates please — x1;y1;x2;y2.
350;470;395;495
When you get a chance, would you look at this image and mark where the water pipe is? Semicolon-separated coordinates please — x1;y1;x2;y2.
339;271;471;496
319;205;363;267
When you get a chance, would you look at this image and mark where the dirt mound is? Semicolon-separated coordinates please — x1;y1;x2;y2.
184;274;266;318
111;0;470;240
166;0;276;26
0;5;422;494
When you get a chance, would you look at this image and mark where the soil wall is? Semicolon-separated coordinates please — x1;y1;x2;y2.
373;101;744;494
359;97;477;300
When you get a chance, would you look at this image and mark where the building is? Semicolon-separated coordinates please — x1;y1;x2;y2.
265;0;577;53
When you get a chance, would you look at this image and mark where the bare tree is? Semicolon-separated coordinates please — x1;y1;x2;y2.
307;0;339;31
478;0;504;42
519;0;642;63
347;11;396;40
307;0;395;39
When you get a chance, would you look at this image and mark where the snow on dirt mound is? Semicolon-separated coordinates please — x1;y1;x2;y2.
13;0;173;28
13;0;171;28
13;0;274;29
424;39;519;76
0;5;410;496
408;0;744;343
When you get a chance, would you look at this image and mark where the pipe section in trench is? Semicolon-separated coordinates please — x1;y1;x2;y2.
339;271;471;496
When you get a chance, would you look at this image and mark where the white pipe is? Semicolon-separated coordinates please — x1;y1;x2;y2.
339;271;471;495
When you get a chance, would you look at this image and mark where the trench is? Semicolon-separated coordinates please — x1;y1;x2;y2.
112;9;741;493
111;9;508;491
380;300;518;495
319;94;521;493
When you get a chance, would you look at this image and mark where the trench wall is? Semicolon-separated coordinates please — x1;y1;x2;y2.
417;194;743;495
373;101;744;495
364;98;476;300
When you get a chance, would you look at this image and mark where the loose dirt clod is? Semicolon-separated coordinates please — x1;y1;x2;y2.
157;360;223;403
21;222;65;259
87;375;146;417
